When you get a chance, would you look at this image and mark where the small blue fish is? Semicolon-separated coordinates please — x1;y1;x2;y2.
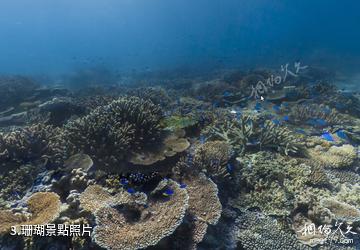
227;163;233;173
336;130;348;140
272;105;281;112
163;188;174;196
255;103;262;111
283;115;289;122
272;119;281;125
321;132;334;142
196;95;205;100
120;178;129;185
127;188;136;194
179;184;187;189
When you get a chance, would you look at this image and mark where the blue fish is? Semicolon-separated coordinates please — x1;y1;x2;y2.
223;91;231;97
179;184;187;189
272;105;281;112
321;132;334;142
120;178;129;185
283;115;290;122
255;103;262;111
127;188;136;194
336;130;348;140
272;119;281;125
196;95;205;100
163;188;174;196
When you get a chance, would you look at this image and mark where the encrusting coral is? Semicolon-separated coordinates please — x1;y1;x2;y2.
65;96;163;168
320;198;360;223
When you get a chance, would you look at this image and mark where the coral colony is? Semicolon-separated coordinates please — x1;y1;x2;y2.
0;66;360;250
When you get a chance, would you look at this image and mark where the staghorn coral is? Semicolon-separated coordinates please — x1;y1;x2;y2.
289;103;345;126
65;96;163;168
208;116;303;156
259;120;303;156
308;144;357;168
193;140;232;179
0;124;68;168
92;179;189;250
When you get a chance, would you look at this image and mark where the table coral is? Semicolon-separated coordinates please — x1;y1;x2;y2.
92;179;188;250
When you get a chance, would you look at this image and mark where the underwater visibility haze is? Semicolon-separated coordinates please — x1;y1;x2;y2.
0;0;360;249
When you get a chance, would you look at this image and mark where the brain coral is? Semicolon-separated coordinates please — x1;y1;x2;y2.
65;96;163;168
92;179;189;250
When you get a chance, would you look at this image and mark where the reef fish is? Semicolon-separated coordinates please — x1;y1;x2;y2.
179;184;187;189
163;188;174;196
336;130;348;140
126;188;136;194
321;132;334;142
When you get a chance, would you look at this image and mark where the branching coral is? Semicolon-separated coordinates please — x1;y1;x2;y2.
126;87;172;107
0;124;68;168
259;121;303;156
289;103;346;126
208;116;303;156
65;97;163;168
193;140;232;179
